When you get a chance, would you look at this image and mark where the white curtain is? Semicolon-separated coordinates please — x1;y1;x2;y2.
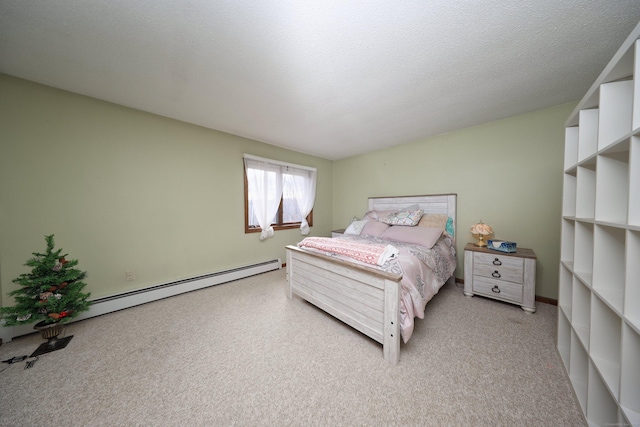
288;166;317;235
244;157;283;240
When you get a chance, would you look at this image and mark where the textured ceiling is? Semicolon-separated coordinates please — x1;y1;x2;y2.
2;1;640;160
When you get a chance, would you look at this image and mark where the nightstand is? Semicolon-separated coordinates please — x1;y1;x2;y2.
331;229;346;237
463;243;536;313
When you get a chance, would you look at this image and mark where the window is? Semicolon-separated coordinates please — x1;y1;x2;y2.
243;154;317;239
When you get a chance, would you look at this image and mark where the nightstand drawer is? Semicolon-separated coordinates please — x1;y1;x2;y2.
473;252;524;283
472;276;523;304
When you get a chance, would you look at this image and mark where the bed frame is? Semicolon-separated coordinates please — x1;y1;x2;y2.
286;194;457;365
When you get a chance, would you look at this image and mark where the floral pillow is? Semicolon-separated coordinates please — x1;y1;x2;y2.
363;210;396;221
379;209;424;226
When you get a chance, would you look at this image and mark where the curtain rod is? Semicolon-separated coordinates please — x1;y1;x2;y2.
243;154;317;172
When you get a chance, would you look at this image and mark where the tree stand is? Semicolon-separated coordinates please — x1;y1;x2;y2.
31;321;73;357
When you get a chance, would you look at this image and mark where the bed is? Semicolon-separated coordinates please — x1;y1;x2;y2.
286;194;457;365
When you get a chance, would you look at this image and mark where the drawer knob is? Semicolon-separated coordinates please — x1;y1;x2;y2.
492;271;501;278
493;258;502;266
492;285;501;294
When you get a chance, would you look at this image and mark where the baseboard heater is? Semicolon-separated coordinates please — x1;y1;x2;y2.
1;259;281;342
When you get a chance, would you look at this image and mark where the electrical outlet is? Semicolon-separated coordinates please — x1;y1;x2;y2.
125;271;136;281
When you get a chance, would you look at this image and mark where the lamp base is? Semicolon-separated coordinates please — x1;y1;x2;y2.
475;236;488;247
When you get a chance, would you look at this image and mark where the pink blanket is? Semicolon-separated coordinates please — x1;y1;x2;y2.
297;237;398;266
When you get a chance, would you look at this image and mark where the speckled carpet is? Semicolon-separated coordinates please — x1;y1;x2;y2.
0;269;585;426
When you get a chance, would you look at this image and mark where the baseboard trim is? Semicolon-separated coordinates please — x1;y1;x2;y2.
535;295;558;305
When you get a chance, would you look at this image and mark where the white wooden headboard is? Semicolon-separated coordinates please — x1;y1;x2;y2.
368;193;457;244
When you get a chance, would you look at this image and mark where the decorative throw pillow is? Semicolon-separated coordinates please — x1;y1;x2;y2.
418;213;448;229
381;226;443;248
344;220;369;235
379;209;424;226
446;217;455;237
360;220;390;237
363;210;396;221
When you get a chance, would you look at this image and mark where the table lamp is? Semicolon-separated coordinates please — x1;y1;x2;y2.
470;220;493;247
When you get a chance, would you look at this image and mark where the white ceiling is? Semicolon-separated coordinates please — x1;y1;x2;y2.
2;1;640;160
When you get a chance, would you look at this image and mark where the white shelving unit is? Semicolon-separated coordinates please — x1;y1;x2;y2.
558;21;640;426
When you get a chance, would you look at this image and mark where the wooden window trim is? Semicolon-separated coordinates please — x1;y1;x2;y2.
244;168;313;234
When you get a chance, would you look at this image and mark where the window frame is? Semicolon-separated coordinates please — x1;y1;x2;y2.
243;162;313;234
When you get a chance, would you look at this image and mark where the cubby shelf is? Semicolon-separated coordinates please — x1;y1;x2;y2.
558;265;573;320
570;330;588;413
557;310;571;369
598;81;633;150
578;109;599;162
630;136;640;227
626;230;640;331
565;127;579;171
620;324;640;424
560;219;575;265
559;22;640;426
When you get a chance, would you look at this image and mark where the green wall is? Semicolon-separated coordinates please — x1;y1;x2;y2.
333;103;576;300
0;74;333;303
0;73;573;305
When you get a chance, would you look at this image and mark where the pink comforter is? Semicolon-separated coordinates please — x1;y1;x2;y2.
297;237;398;266
297;233;457;343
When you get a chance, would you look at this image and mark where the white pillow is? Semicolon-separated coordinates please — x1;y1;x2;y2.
344;220;369;235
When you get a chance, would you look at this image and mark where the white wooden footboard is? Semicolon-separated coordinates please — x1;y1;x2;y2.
286;245;403;365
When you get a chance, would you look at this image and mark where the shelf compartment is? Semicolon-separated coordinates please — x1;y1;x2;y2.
573;221;594;284
622;403;640;427
572;278;591;348
620;324;640;424
575;165;596;220
570;329;589;413
558;310;571;371
565;126;579;170
561;219;575;266
595;146;630;224
598;80;633;150
559;264;573;319
578;109;599;162
587;362;620;426
629;136;640;227
590;296;622;399
593;225;625;313
603;38;636;85
562;174;577;218
625;230;640;329
633;41;640;130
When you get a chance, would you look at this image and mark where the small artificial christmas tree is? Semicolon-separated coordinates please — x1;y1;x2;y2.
1;235;91;327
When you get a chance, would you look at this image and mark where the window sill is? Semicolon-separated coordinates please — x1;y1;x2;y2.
245;224;308;234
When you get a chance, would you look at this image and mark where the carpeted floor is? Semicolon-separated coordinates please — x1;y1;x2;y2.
0;269;585;426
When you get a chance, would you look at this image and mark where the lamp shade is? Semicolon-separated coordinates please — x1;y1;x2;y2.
470;221;493;247
470;221;493;236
